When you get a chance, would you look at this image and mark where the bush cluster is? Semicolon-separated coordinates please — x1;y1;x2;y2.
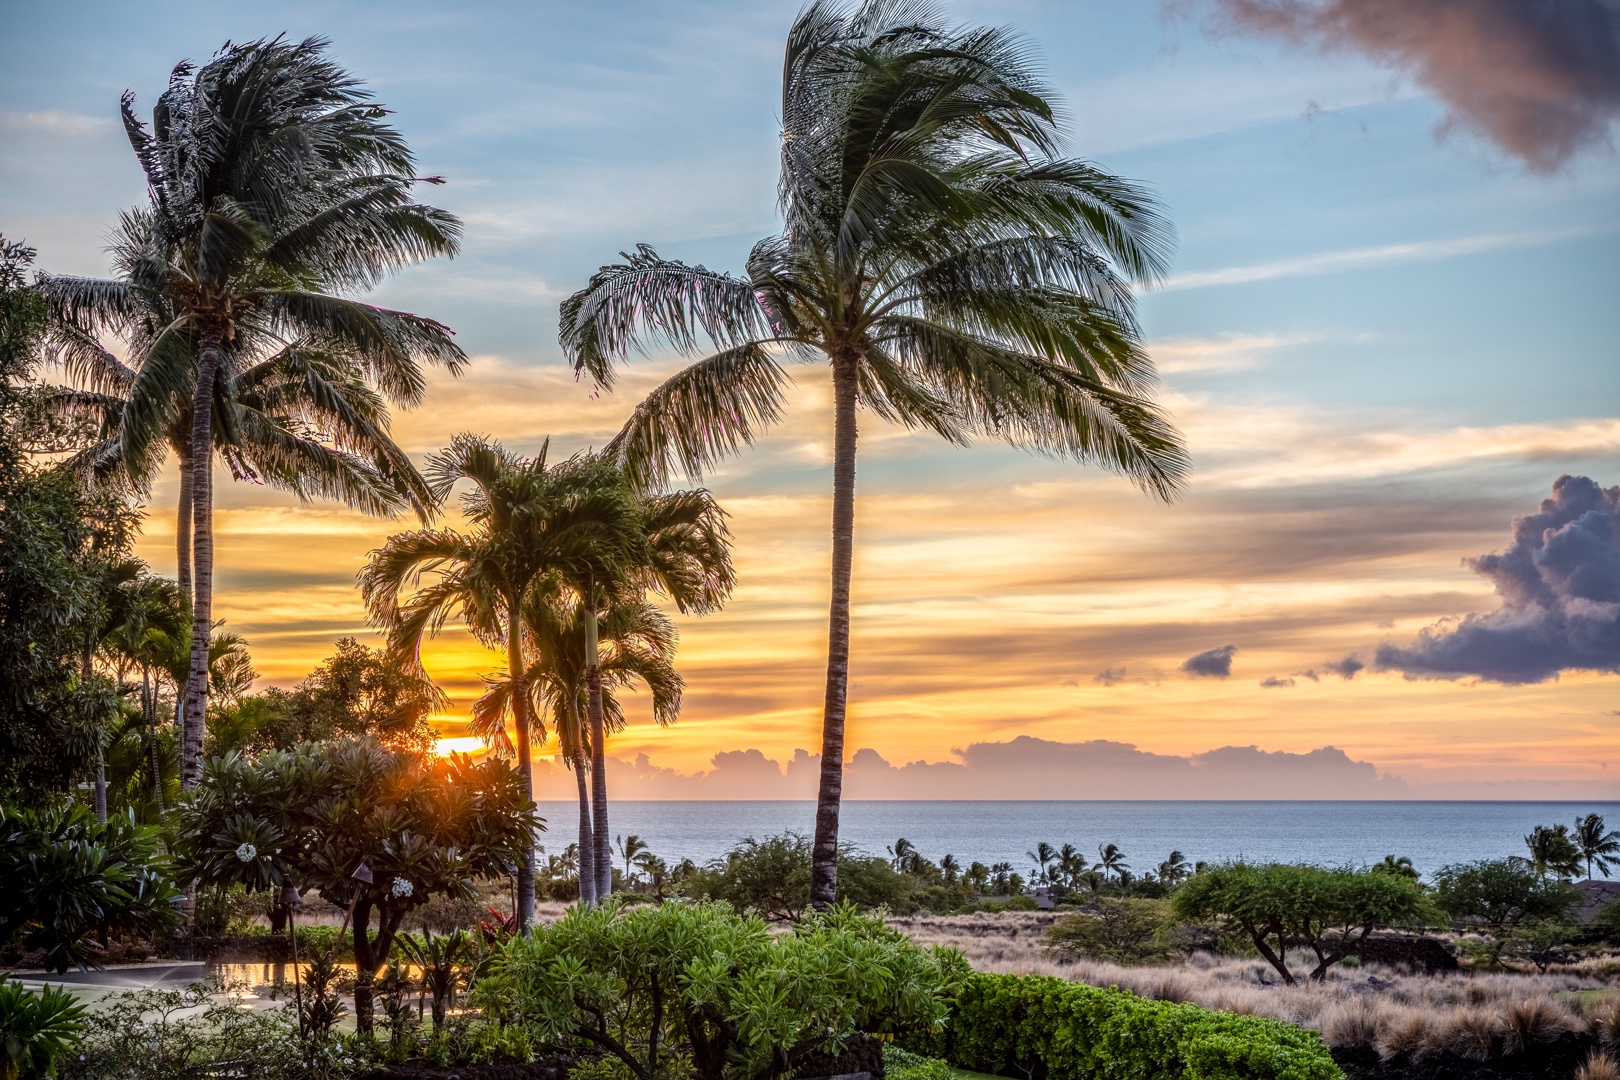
912;971;1343;1080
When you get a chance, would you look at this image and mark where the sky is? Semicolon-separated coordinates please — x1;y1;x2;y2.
3;0;1618;800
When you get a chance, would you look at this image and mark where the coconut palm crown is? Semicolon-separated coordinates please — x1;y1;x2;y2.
40;36;465;790
559;0;1187;905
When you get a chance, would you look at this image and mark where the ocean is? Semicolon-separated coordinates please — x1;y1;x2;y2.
533;800;1620;878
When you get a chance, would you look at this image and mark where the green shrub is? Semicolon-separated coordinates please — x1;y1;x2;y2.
1002;893;1039;912
59;983;308;1080
1;979;88;1080
1045;898;1174;964
685;833;919;920
912;972;1341;1080
882;1044;955;1080
479;900;960;1080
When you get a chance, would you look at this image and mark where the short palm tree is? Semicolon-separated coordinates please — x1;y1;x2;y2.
1574;814;1619;880
363;436;641;926
1522;824;1581;879
939;853;960;885
560;1;1186;904
616;834;649;882
1372;854;1419;882
1058;843;1088;889
1156;850;1191;888
1027;841;1057;886
43;37;464;789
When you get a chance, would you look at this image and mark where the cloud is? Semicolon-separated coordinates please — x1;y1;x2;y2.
1183;644;1239;678
1208;0;1620;172
1297;669;1320;681
0;109;111;137
1260;676;1296;688
1158;226;1609;292
1093;667;1129;686
1377;474;1620;683
527;736;1408;800
1322;654;1365;679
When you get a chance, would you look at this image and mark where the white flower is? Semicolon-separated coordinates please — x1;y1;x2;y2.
390;876;414;898
234;842;257;862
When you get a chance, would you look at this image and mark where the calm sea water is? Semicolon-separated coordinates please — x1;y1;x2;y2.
533;800;1620;879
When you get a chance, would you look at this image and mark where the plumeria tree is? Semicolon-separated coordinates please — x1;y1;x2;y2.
178;737;538;1033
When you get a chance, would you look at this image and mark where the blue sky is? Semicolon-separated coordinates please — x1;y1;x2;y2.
4;1;1617;796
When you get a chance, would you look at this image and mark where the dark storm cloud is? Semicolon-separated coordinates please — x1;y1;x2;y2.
1210;0;1620;172
1183;644;1239;678
1323;654;1365;679
1377;475;1620;683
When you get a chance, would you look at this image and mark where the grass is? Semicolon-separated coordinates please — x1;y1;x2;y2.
888;911;1620;1061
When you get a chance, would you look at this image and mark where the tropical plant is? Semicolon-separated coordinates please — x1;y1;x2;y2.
559;2;1186;905
1431;859;1579;932
1045;898;1173;964
363;435;639;920
615;834;649;882
478;901;959;1080
396;929;474;1028
1056;844;1088;891
0;803;181;973
1027;842;1057;886
1522;824;1582;879
1575;813;1620;880
1172;863;1437;985
249;637;443;754
0;980;88;1080
177;737;538;1034
1096;843;1129;884
1371;854;1420;882
40;36;464;790
689;833;918;920
1156;850;1191;889
938;853;960;886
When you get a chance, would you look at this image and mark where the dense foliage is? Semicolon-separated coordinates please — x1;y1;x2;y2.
1045;897;1176;965
1;980;88;1080
1172;863;1435;984
1431;859;1579;931
480;900;960;1080
178;737;540;1031
914;971;1342;1080
0;803;181;972
687;833;925;920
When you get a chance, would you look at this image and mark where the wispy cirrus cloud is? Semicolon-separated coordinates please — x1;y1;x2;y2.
1158;225;1613;292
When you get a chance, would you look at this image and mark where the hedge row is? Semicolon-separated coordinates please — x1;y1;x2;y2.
908;972;1342;1080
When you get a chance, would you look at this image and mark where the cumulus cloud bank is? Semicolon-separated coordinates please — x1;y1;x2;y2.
531;736;1405;800
1377;475;1620;683
1183;644;1238;678
1210;0;1620;172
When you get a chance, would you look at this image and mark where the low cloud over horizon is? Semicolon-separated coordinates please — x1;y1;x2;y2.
521;735;1613;801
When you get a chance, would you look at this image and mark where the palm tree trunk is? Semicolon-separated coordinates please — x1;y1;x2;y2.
176;447;193;598
573;737;596;906
182;333;220;792
86;644;108;823
810;355;859;909
508;599;537;933
586;604;612;900
144;668;164;814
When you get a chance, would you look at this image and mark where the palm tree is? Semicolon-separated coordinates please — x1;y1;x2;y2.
562;464;732;899
1574;814;1619;880
1522;824;1581;880
560;2;1186;905
939;853;960;886
889;837;920;874
1096;843;1129;884
474;582;684;907
363;437;639;927
1156;850;1191;888
43;37;464;790
1027;841;1057;886
617;834;649;882
1057;843;1088;891
1372;854;1419;882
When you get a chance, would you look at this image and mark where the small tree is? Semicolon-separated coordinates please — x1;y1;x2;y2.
480;901;959;1080
0;803;180;972
1173;863;1435;984
1431;859;1578;933
1046;898;1172;964
178;737;539;1033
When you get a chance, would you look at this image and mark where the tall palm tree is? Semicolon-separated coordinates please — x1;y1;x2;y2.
1027;841;1057;886
1156;850;1191;888
1574;814;1619;880
363;436;640;927
939;853;960;886
1522;824;1581;880
560;465;732;899
1057;843;1088;890
560;1;1186;905
472;582;683;907
43;37;464;790
1096;842;1128;884
616;834;649;882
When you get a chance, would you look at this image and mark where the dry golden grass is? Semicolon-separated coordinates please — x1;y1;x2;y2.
1579;1050;1620;1080
888;911;1617;1060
